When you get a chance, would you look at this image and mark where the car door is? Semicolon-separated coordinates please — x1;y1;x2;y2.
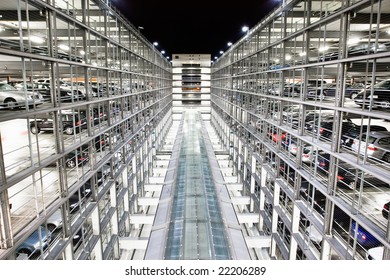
40;118;54;131
377;137;390;157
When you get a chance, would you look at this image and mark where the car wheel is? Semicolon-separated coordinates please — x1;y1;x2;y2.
30;126;40;134
17;248;31;256
47;224;57;232
64;127;74;135
66;159;76;168
350;92;358;99
5;98;18;110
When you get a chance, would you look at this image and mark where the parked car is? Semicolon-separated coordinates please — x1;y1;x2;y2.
366;246;384;260
68;181;94;214
305;117;354;140
316;152;390;188
348;42;389;56
289;110;333;129
288;142;317;163
64;150;89;168
354;79;390;109
29;111;87;135
0;83;44;109
322;83;366;99
382;201;389;220
350;221;381;248
306;83;333;100
48;149;89;169
268;128;287;143
284;80;327;97
272;105;300;122
46;209;63;232
16;226;52;258
78;106;108;125
351;131;390;162
82;134;108;152
34;79;86;102
341;125;388;147
305;225;322;244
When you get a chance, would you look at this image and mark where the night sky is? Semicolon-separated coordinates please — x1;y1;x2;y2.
110;0;280;59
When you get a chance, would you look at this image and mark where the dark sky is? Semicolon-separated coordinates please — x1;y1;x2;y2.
110;0;280;59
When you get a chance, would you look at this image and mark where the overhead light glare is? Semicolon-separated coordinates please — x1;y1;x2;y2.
299;51;306;57
58;44;69;51
347;37;360;45
319;45;329;52
30;35;45;44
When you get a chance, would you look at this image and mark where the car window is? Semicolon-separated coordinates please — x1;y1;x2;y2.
378;137;390;145
361;134;377;144
0;83;16;90
374;80;390;90
62;114;75;121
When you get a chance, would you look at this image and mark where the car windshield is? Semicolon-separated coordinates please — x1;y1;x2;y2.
373;80;390;90
360;134;377;144
0;83;16;90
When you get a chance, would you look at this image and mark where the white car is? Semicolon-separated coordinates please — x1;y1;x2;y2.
288;143;316;163
46;209;63;231
0;83;43;109
351;131;390;162
305;225;322;244
366;246;384;260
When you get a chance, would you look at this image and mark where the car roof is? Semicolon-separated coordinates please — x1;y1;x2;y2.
366;246;384;260
362;131;390;137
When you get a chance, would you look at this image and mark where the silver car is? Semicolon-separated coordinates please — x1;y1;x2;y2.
0;83;44;109
351;131;390;162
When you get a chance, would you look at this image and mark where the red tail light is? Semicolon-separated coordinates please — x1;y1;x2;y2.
76;120;81;126
337;175;344;181
367;145;377;151
384;204;389;210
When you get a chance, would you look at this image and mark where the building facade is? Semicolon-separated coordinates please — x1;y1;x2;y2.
0;0;172;260
211;0;390;260
172;54;211;120
0;0;389;261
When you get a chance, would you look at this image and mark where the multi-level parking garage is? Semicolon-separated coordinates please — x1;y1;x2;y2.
0;0;172;260
212;0;390;260
0;0;389;261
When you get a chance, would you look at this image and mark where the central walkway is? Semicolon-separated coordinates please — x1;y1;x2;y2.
165;111;230;259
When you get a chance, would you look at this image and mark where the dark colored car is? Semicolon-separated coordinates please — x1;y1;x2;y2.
78;106;108;125
288;111;333;129
323;83;366;99
316;153;389;188
350;221;381;248
354;79;390;109
341;124;388;147
305;117;354;140
82;134;109;152
284;80;327;97
306;83;333;100
29;111;87;135
64;150;89;168
16;226;52;258
382;201;389;220
48;149;89;169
